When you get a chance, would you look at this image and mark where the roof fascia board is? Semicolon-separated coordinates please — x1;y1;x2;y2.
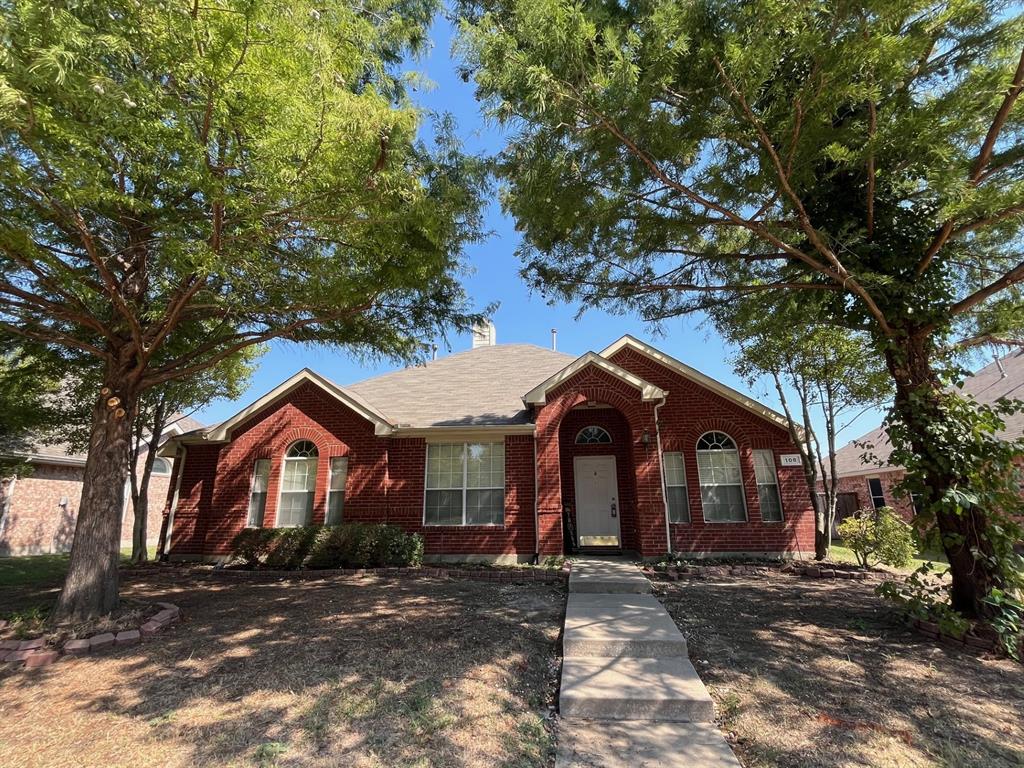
600;335;798;432
522;351;665;406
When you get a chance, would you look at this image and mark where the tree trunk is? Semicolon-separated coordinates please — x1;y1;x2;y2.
51;365;137;623
884;332;1002;618
131;398;166;564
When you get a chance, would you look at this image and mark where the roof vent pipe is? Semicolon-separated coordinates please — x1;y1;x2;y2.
551;328;558;351
431;343;438;361
996;355;1006;378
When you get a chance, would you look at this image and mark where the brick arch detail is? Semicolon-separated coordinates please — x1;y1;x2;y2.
534;364;667;557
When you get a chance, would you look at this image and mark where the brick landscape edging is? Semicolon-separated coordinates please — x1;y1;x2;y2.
645;562;872;582
909;617;1020;659
0;602;181;670
198;564;570;585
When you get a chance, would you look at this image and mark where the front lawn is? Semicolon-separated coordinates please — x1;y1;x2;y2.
0;570;564;768
658;575;1024;767
0;548;134;589
827;543;950;574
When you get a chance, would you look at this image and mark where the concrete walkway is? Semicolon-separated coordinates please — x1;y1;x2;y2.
557;559;740;767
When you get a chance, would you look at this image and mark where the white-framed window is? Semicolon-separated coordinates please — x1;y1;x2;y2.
277;440;318;527
151;457;172;476
753;449;783;522
867;477;886;509
326;456;348;525
575;425;612;444
246;459;270;527
695;431;747;522
663;451;690;523
425;442;505;526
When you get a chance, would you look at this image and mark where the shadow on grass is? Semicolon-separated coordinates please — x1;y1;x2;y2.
1;570;564;768
660;577;1024;768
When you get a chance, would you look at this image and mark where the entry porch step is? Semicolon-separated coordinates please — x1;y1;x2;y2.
556;720;742;767
560;656;715;722
563;593;688;658
568;558;651;594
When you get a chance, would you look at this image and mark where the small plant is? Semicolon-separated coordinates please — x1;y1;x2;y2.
984;589;1024;661
254;741;288;768
877;561;971;639
229;528;278;567
837;507;915;569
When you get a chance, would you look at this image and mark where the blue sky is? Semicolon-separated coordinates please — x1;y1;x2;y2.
191;17;888;449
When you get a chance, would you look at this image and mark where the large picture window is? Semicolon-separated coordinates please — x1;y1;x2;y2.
425;442;505;526
663;452;690;523
695;432;747;522
278;440;318;527
753;449;783;522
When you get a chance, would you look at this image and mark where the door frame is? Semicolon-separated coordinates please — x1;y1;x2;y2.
572;455;621;547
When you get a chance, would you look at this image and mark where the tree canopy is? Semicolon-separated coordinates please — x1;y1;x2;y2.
458;0;1024;622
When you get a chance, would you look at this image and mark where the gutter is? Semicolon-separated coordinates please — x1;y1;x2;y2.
163;445;187;557
532;436;540;565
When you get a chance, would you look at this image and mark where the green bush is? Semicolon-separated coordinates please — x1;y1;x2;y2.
229;528;279;567
837;506;915;569
231;523;424;570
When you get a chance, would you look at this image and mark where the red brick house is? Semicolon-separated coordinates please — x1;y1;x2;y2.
159;335;816;562
830;349;1024;525
0;414;203;556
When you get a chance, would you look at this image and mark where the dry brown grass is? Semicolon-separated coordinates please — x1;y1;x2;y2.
657;576;1024;768
0;570;564;768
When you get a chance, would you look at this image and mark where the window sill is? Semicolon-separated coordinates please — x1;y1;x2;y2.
422;523;506;529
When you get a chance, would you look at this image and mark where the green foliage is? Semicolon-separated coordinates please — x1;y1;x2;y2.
837;507;915;569
231;524;424;570
983;589;1024;661
877;563;972;638
0;343;64;476
229;528;279;568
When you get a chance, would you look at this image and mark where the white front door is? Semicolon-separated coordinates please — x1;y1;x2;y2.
573;456;621;547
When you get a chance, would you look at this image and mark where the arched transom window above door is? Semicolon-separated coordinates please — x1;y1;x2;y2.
575;426;612;444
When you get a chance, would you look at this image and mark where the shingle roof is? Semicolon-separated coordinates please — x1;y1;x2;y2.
347;344;575;427
831;348;1024;477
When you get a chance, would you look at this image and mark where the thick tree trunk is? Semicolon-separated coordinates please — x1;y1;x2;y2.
884;332;1002;618
51;366;137;623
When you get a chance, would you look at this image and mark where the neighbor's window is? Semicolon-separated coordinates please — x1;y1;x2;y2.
695;432;747;522
576;425;612;444
246;459;270;527
753;449;783;522
326;456;348;525
425;442;505;526
151;457;172;476
663;452;690;523
278;440;318;527
867;477;886;509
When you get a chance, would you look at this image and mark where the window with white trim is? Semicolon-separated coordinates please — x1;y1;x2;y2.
246;459;270;527
278;440;317;527
425;442;505;526
151;457;172;476
576;425;612;444
696;432;747;522
326;456;348;525
663;452;690;523
753;449;783;522
867;477;886;509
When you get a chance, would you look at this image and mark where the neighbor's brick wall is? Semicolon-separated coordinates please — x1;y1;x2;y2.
610;347;816;557
0;460;169;557
167;381;538;558
833;471;914;520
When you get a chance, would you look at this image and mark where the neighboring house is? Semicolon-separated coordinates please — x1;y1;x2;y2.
0;414;204;556
830;349;1024;526
160;332;815;562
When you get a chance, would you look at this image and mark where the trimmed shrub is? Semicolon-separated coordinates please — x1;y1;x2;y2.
231;523;424;570
837;507;915;569
229;528;278;567
264;526;320;570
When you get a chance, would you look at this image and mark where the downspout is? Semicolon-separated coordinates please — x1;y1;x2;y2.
163;444;186;558
532;435;540;565
653;396;672;557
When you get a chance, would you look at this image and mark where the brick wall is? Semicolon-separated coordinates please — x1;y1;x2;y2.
609;347;816;557
834;471;914;520
0;459;170;557
167;381;538;559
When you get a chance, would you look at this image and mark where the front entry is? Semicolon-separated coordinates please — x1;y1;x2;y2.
573;456;621;547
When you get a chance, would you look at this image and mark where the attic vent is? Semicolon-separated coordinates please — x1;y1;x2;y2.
471;320;496;348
